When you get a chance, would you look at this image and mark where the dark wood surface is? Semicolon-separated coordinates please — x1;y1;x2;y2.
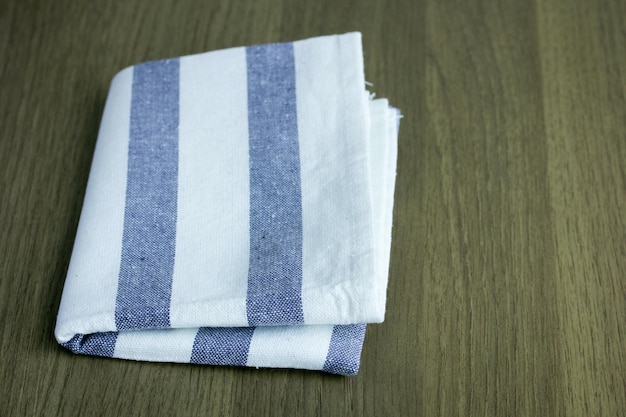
2;0;625;415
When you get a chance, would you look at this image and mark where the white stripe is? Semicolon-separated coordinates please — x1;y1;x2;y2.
246;325;334;370
55;68;132;342
294;33;378;324
113;328;198;362
170;47;250;327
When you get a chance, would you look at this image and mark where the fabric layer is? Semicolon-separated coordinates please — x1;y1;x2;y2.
55;33;400;375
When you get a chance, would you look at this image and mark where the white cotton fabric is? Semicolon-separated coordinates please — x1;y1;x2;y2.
55;33;400;374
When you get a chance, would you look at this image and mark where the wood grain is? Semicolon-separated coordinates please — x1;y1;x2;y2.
1;0;624;415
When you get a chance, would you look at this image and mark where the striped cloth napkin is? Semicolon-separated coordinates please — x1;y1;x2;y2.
55;32;400;376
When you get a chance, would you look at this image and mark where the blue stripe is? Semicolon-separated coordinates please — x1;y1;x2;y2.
323;324;367;376
115;59;180;330
61;332;118;358
190;327;255;366
245;43;305;326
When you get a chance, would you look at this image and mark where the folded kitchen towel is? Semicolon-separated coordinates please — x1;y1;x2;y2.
55;32;400;375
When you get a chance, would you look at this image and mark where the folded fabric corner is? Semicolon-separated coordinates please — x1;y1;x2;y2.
55;32;400;376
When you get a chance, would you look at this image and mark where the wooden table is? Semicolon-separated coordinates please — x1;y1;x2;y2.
2;0;624;415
